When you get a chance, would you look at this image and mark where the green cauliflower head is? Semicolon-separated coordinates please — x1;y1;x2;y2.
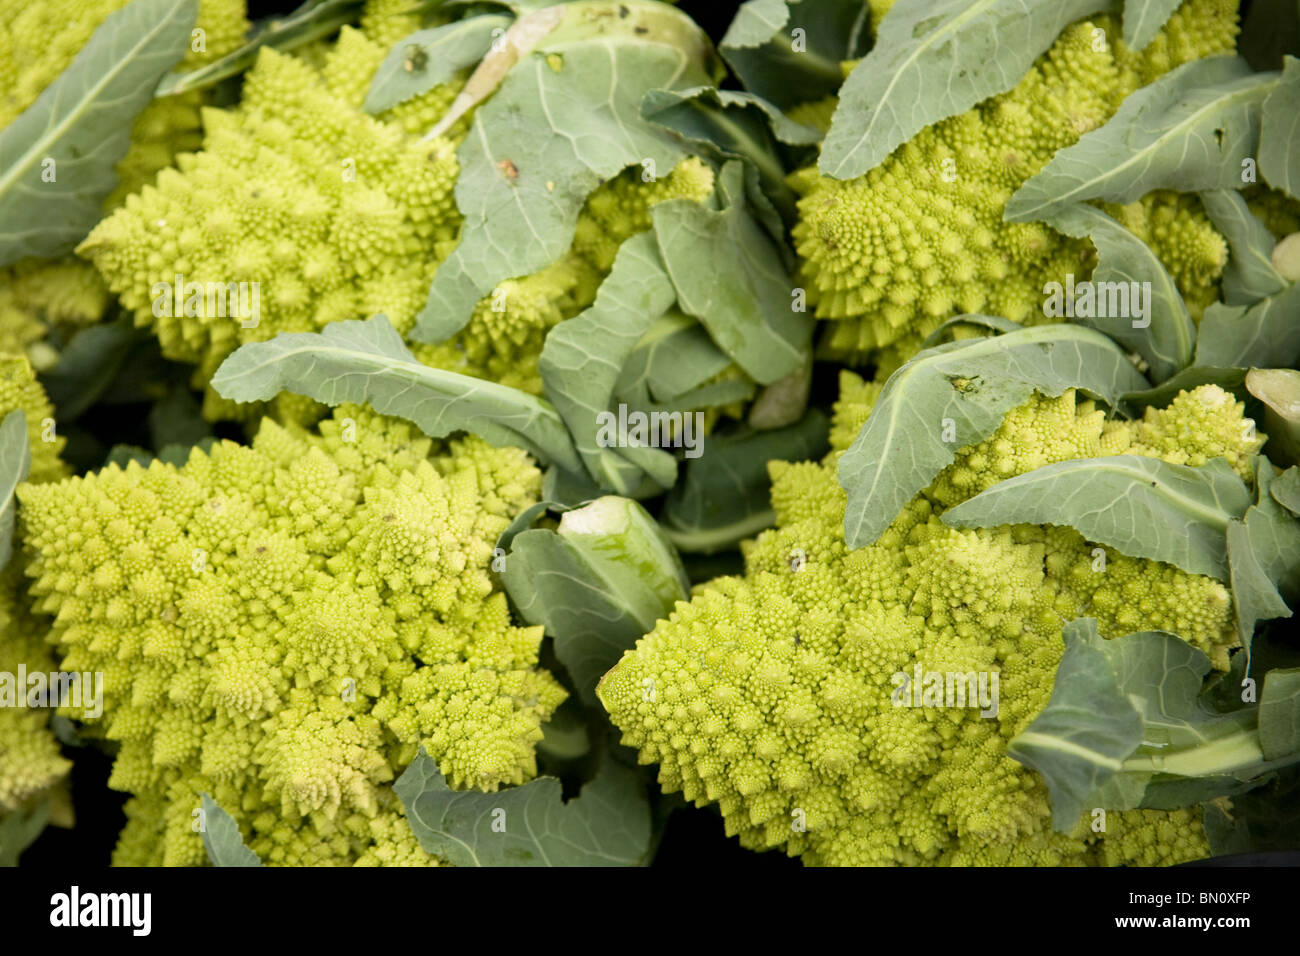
17;405;567;865
76;1;719;424
598;371;1262;866
791;0;1242;371
0;356;72;821
0;0;251;357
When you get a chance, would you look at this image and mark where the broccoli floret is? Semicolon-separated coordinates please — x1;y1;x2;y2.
597;371;1259;865
78;11;719;424
0;356;71;832
0;0;251;354
791;0;1240;365
17;405;567;865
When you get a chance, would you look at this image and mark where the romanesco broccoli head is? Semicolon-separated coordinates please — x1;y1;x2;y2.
17;406;567;865
77;10;720;422
0;565;71;816
0;0;251;354
791;0;1239;365
0;355;67;485
0;357;71;824
598;371;1260;865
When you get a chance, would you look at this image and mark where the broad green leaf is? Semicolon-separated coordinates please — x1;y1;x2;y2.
539;232;680;494
819;0;1110;180
500;496;688;703
211;315;584;474
1199;190;1286;305
943;456;1250;580
1194;281;1300;370
1259;669;1300;761
613;312;733;408
720;0;871;110
412;1;716;342
0;0;197;265
1274;466;1300;515
1009;619;1146;831
640;86;818;225
364;15;513;114
838;324;1149;548
720;0;790;49
1227;518;1289;647
199;793;261;867
1042;203;1194;381
639;379;756;420
1260;55;1300;198
652;162;812;385
1226;459;1300;648
1244;457;1300;604
0;412;32;573
1011;620;1278;832
155;0;360;97
661;409;829;554
0;799;50;867
395;748;653;865
1122;0;1183;51
919;314;1023;349
1005;57;1274;223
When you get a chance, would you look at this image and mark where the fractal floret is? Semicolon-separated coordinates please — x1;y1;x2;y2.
791;0;1240;366
16;405;567;865
598;372;1262;866
0;564;72;818
0;0;250;352
78;3;717;420
0;357;71;819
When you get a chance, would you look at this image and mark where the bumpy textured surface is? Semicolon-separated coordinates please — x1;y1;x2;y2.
792;0;1239;364
0;357;71;817
0;0;250;352
0;357;68;485
17;406;567;865
0;565;71;815
599;372;1258;865
79;8;718;421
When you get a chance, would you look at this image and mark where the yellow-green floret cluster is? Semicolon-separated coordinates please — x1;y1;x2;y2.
791;0;1240;366
0;357;71;820
16;405;568;865
0;0;250;353
598;371;1262;865
78;4;718;420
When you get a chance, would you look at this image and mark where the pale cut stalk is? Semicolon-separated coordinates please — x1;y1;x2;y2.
557;495;690;634
421;5;568;142
1247;368;1300;466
